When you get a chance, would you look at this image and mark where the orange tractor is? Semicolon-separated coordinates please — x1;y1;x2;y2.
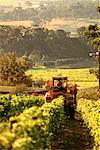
45;77;78;118
45;77;67;101
45;77;77;101
28;76;78;118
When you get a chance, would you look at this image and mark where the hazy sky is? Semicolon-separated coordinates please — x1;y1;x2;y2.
0;0;19;6
0;0;98;6
0;0;45;6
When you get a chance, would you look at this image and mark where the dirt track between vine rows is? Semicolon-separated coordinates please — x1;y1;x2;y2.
51;113;91;150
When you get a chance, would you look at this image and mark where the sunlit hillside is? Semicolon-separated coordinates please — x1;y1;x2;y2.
0;20;33;26
42;18;100;34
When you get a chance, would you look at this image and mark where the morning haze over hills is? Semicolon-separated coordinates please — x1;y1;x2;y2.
0;0;99;68
0;0;98;8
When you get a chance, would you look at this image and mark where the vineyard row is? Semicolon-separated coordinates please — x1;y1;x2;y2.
0;96;64;149
77;99;100;150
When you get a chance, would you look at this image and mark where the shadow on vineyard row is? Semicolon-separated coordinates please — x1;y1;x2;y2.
51;112;94;150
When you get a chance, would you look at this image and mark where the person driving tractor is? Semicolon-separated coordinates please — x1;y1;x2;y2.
57;80;62;87
57;79;64;91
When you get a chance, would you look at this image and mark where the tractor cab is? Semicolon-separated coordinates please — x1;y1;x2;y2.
45;77;68;102
45;76;78;119
53;77;67;91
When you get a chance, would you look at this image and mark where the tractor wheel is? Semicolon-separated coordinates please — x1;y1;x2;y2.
46;97;52;102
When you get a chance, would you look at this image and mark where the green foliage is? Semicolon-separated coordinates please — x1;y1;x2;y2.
89;68;99;79
0;95;45;122
0;25;91;62
90;37;100;50
27;68;98;88
97;6;100;12
78;24;100;47
78;23;100;79
0;97;64;149
0;48;4;55
83;24;99;40
0;52;32;86
77;99;100;150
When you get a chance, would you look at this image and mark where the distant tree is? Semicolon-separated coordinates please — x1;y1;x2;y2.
0;52;32;86
77;26;86;38
97;6;100;12
28;50;43;66
80;23;100;79
0;48;4;55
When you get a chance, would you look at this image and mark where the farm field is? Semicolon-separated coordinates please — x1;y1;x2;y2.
0;20;33;27
0;18;99;34
0;0;99;148
41;18;100;34
0;68;99;149
27;68;98;88
0;18;98;26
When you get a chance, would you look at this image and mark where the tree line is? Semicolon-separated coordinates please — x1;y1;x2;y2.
78;23;100;79
0;25;91;63
0;52;32;86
